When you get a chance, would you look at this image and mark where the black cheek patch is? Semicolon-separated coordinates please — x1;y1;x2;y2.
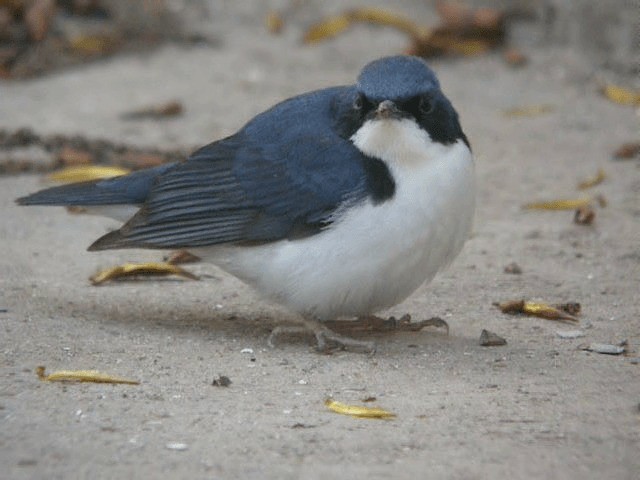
362;155;395;203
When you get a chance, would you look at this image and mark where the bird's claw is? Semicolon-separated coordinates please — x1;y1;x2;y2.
268;323;376;354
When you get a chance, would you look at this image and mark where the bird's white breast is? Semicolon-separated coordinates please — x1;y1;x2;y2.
199;117;475;320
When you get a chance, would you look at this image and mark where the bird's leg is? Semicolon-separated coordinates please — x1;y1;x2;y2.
268;317;376;354
324;314;449;335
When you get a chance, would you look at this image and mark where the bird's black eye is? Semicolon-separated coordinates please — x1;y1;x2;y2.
353;94;364;111
419;96;434;115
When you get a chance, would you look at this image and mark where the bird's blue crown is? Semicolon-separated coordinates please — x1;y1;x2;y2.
356;56;440;102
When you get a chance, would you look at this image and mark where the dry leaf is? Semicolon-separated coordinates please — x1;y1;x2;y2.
347;7;427;37
303;7;427;44
121;100;184;120
265;10;284;34
56;146;93;166
436;1;504;31
48;165;131;183
613;142;640;159
503;105;554;117
115;151;167;169
574;205;595;225
36;366;139;384
25;0;55;42
523;197;592;210
554;302;581;316
503;262;522;274
503;47;528;67
409;2;505;57
601;84;640;106
577;168;606;190
303;14;352;43
164;250;202;265
69;34;118;56
495;300;579;322
324;398;396;419
90;262;199;285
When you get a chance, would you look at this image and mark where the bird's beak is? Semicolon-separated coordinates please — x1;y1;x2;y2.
376;100;401;119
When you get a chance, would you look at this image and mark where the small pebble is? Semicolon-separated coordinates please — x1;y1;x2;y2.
579;341;627;355
166;442;188;451
479;329;507;347
211;375;232;387
503;262;522;274
556;330;585;339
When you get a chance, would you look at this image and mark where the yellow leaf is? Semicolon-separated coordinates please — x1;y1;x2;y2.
90;262;199;285
324;398;396;419
48;165;131;183
265;10;284;34
523;198;592;210
69;34;115;56
348;7;428;37
577;168;606;190
303;14;352;44
522;301;578;322
495;300;578;322
443;38;492;56
303;8;428;44
36;366;139;384
601;84;640;106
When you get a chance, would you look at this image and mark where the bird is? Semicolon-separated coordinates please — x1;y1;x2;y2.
17;55;475;353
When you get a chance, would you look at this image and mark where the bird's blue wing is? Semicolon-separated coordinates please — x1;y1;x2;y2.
90;87;377;250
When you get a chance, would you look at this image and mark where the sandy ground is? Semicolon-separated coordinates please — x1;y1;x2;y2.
1;2;639;479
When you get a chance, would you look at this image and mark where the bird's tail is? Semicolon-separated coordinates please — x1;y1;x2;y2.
16;163;176;207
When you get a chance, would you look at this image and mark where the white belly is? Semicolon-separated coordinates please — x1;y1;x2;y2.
197;138;475;320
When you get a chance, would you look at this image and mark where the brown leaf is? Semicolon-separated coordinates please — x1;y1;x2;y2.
503;47;528;67
574;205;595;225
613;142;640;160
25;0;55;42
115;151;167;169
503;262;522;274
554;302;581;317
121;100;184;120
164;250;202;265
56;146;93;166
436;1;504;32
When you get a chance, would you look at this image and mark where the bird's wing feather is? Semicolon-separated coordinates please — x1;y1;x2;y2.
90;87;372;250
16;163;176;206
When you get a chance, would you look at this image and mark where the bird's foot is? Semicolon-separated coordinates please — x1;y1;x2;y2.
268;319;376;354
324;314;449;335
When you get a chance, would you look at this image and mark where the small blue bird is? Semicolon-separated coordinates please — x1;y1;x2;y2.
17;55;475;352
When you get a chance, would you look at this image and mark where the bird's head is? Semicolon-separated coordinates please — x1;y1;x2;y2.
337;56;469;162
